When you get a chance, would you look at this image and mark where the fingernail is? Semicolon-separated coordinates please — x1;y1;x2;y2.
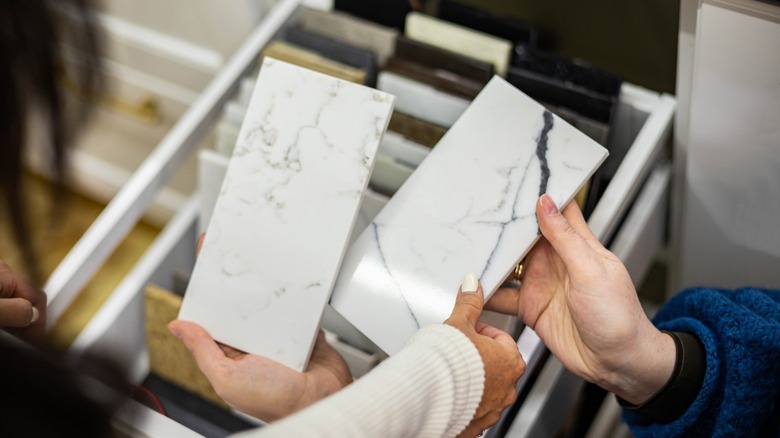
30;307;39;324
168;322;182;339
461;273;479;293
540;194;559;215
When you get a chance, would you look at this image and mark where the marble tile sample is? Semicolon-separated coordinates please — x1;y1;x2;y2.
199;147;390;246
405;12;512;76
180;59;395;372
388;111;448;148
330;76;608;355
378;131;430;168
394;35;494;84
285;26;379;87
262;41;366;84
378;71;470;128
299;7;398;66
385;56;484;100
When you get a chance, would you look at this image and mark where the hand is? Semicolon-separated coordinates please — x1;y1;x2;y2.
168;321;352;421
174;232;351;420
0;261;46;343
486;195;675;405
446;273;525;437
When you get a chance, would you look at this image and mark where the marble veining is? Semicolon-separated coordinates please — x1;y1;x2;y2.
330;76;608;355
180;58;394;371
536;111;554;195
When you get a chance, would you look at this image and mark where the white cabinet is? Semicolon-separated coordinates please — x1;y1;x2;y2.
671;0;780;292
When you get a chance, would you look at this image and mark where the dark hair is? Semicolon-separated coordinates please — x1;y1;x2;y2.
0;0;103;283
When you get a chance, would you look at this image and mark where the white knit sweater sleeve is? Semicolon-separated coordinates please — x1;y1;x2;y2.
236;324;485;438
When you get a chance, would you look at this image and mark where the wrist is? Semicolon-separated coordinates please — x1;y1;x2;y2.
598;327;676;405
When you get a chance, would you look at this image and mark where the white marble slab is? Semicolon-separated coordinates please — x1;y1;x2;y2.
405;12;512;77
199;145;391;247
180;58;394;371
378;72;470;128
331;76;608;355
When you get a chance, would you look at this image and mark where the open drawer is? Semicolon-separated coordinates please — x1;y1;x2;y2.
48;0;676;435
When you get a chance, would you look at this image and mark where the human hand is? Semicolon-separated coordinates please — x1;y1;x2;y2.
0;261;46;343
171;232;352;421
168;321;352;421
487;195;675;405
446;273;524;437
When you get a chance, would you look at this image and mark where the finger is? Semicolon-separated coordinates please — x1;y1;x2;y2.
475;321;519;350
218;343;246;359
484;287;520;315
168;320;226;378
536;195;597;271
448;273;485;328
308;330;333;360
0;298;37;328
20;303;46;343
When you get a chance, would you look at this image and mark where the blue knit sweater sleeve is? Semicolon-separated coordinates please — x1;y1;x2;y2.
623;287;780;437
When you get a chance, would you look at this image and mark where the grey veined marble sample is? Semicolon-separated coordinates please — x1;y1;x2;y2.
331;76;608;355
179;58;394;371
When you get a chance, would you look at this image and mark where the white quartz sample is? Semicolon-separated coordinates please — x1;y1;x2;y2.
378;72;470;128
405;12;513;76
331;76;608;355
180;58;394;371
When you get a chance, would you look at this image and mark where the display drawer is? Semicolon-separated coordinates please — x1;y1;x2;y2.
48;1;675;435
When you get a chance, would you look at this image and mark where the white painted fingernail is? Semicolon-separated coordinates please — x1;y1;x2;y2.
30;307;39;324
461;273;479;293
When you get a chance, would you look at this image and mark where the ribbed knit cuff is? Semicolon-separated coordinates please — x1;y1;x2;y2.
617;331;706;423
406;325;485;437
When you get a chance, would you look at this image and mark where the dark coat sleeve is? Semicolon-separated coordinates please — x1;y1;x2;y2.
623;288;780;437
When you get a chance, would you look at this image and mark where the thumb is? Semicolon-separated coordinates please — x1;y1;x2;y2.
448;273;485;328
168;320;226;379
0;298;38;328
536;194;595;270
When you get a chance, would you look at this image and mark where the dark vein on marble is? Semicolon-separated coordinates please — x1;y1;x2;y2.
372;223;420;328
475;110;555;279
536;111;554;197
